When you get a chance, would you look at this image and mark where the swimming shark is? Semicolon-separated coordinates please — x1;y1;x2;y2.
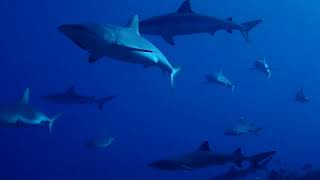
0;88;62;133
295;88;310;103
204;69;234;91
148;141;244;171
139;0;263;45
210;157;273;180
85;136;115;149
250;57;273;79
224;117;263;136
59;15;180;90
42;86;117;110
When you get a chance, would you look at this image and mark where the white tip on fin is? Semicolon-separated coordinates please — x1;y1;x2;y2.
20;88;30;104
49;112;63;133
170;67;181;92
127;14;140;35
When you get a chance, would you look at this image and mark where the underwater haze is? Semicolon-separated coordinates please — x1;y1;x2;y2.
1;0;320;179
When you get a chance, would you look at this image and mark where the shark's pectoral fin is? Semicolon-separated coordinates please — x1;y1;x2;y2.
162;35;175;46
88;53;104;63
180;164;193;171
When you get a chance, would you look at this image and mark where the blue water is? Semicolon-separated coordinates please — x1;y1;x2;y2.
1;0;320;179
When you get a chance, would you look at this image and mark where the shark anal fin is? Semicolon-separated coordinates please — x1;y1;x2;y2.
177;0;194;13
162;35;175;46
88;53;104;63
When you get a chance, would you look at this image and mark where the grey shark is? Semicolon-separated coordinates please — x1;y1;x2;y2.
42;86;117;110
140;0;263;45
85;136;114;149
0;88;62;132
59;15;181;90
204;69;234;91
211;157;273;180
295;88;310;103
224;117;263;136
148;141;244;171
251;57;272;79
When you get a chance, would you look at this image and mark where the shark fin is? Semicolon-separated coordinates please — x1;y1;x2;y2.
177;0;194;13
233;148;244;168
49;112;63;133
162;35;175;46
20;88;30;104
89;53;104;63
226;17;233;21
170;67;181;92
96;95;117;110
240;19;263;42
197;141;212;152
127;14;140;35
66;86;76;94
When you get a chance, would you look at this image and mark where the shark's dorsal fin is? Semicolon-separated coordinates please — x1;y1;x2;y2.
177;0;194;13
66;86;76;95
20;88;30;104
127;14;140;35
227;17;233;21
197;141;212;152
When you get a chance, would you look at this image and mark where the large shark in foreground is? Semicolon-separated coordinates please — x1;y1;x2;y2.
148;141;244;171
42;86;117;110
140;0;263;45
59;15;180;90
0;89;62;132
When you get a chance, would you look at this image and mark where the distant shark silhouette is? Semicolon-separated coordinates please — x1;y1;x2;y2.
0;88;62;133
295;88;310;103
42;86;117;110
250;57;275;79
148;141;244;171
224;117;263;136
204;69;234;91
59;15;181;91
140;0;263;45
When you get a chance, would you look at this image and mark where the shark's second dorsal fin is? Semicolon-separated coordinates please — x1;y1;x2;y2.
127;15;140;35
20;88;30;104
66;86;76;95
197;141;212;152
177;0;194;13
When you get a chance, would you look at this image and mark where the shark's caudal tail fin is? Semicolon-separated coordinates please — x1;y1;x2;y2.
96;95;117;110
240;19;263;42
49;113;63;133
170;67;182;92
233;148;244;168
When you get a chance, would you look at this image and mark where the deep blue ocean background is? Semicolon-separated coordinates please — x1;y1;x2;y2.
1;0;320;179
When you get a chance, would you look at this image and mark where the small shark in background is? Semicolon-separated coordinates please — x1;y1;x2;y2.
85;136;115;150
139;0;263;45
59;15;181;91
295;88;310;103
148;141;244;171
250;57;273;79
210;157;274;180
0;88;62;133
224;116;263;136
204;69;234;91
42;86;117;110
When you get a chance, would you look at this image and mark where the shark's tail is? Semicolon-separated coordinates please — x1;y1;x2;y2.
240;19;263;42
233;148;244;168
96;95;117;110
246;150;276;167
49;112;63;133
170;67;181;92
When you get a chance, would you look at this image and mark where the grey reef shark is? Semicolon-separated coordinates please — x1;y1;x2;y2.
42;86;117;110
59;15;181;91
0;88;62;133
140;0;263;45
